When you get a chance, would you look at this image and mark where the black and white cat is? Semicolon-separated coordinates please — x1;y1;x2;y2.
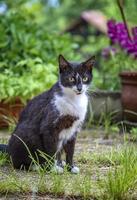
0;55;95;173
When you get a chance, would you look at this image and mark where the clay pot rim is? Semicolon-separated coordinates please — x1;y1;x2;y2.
119;71;137;77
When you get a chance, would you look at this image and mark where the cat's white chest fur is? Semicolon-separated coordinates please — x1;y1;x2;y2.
54;89;88;151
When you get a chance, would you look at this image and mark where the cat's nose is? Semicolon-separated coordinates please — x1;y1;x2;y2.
77;85;82;92
77;88;82;92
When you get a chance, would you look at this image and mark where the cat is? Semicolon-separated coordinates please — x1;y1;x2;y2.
0;54;95;173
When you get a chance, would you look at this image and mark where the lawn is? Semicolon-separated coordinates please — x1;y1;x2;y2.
0;129;137;200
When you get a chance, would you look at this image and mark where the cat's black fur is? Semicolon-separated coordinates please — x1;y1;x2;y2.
0;55;95;171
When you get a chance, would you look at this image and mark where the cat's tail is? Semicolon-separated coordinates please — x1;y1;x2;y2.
0;144;8;153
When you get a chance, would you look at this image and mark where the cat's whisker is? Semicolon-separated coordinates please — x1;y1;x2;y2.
86;90;98;98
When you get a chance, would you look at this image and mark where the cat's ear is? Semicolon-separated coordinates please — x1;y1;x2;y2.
58;54;70;73
83;56;95;71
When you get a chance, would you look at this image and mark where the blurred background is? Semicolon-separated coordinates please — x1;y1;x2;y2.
0;0;137;131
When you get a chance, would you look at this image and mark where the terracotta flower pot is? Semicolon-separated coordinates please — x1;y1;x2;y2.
0;98;24;127
119;71;137;122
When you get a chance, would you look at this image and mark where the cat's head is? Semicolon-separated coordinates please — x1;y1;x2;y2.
58;55;95;95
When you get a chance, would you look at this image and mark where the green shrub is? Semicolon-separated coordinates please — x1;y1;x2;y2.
0;1;80;101
91;49;137;91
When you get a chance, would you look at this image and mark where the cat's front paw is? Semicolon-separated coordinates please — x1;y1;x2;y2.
71;166;80;174
52;164;64;174
66;164;80;174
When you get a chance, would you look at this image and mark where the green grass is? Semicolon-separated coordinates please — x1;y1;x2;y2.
0;172;30;194
102;146;137;200
0;133;137;200
0;152;9;166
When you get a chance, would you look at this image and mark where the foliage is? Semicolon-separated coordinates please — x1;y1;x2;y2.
0;58;57;101
0;6;79;69
0;0;80;101
94;50;137;90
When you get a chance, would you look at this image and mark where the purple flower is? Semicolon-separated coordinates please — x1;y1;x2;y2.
107;19;137;58
107;20;117;44
132;27;137;41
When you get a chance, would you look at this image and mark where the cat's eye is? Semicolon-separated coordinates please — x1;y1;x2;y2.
69;77;75;82
83;76;88;82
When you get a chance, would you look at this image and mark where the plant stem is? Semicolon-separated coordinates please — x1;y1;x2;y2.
117;0;132;41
